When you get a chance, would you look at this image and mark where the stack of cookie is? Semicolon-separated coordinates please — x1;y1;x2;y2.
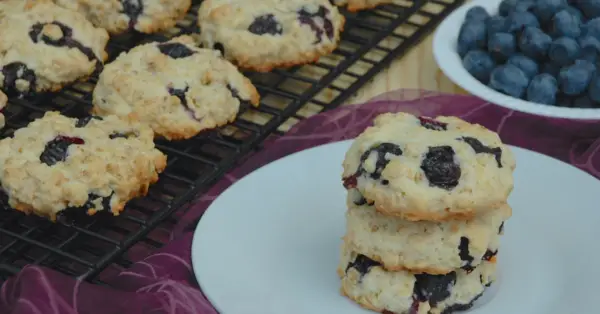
338;112;516;314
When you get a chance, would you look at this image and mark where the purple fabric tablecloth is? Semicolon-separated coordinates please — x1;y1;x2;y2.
2;89;600;314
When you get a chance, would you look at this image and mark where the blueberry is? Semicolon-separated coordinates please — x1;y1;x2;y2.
582;17;600;39
463;50;496;83
157;42;195;59
519;26;553;58
248;14;283;35
39;136;85;166
487;16;509;37
551;9;581;38
533;0;568;24
345;254;381;277
297;6;334;43
420;146;461;190
465;6;490;22
122;0;143;28
573;94;598;107
576;0;600;19
489;64;531;98
578;35;600;62
1;62;37;96
558;60;595;94
507;54;539;78
488;32;516;61
458;237;475;271
457;20;488;57
526;73;559;104
499;0;535;16
482;249;499;261
357;143;403;181
30;22;102;72
542;62;562;76
506;11;540;33
418;116;448;131
589;75;600;102
460;137;503;168
548;36;580;65
564;6;585;24
413;272;457;306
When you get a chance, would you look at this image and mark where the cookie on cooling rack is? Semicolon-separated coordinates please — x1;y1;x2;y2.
0;112;167;221
197;0;345;72
338;244;496;314
92;35;259;140
342;112;516;221
332;0;395;11
0;1;108;96
344;188;507;274
52;0;192;34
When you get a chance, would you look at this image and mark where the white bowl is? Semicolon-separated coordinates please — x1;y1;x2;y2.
433;0;600;120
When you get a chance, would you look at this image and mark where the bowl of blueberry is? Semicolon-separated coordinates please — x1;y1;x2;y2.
433;0;600;119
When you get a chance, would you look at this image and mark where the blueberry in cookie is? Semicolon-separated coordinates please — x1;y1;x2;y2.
92;35;260;141
0;112;167;221
338;245;497;314
342;112;515;221
0;1;108;96
0;90;6;129
197;0;345;72
52;0;192;35
344;189;510;274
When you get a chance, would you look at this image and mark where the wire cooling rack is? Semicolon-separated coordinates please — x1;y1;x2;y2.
0;0;465;282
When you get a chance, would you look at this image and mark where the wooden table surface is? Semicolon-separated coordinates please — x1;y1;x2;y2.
344;34;469;106
340;0;471;106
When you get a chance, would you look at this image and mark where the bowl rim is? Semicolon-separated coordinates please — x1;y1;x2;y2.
432;0;600;120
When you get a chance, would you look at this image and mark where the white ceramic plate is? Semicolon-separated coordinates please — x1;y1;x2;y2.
433;0;600;120
192;140;600;314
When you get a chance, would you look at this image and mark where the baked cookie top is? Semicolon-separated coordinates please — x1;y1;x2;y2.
52;0;192;34
198;0;345;72
0;1;108;96
339;244;496;314
342;112;516;221
332;0;395;12
0;0;41;18
0;112;167;220
345;189;508;274
92;35;260;141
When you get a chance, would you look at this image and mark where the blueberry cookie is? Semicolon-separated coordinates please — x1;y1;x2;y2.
332;0;395;12
92;35;260;140
197;0;345;72
52;0;192;35
0;1;108;96
342;112;516;221
345;189;507;275
0;112;167;220
339;245;496;314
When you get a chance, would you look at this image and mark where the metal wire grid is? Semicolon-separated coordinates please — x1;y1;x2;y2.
0;0;465;283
